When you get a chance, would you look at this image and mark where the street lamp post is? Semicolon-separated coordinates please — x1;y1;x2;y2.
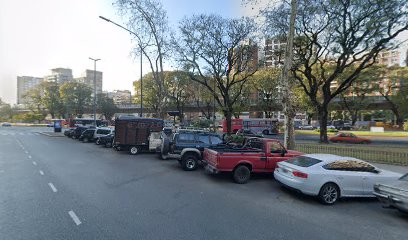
89;57;100;126
99;16;143;117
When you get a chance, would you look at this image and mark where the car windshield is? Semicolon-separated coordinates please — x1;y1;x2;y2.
285;156;322;167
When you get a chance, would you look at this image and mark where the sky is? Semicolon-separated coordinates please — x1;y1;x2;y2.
0;0;247;104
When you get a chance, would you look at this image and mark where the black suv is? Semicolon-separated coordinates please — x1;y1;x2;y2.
71;126;89;139
79;129;96;142
160;130;223;171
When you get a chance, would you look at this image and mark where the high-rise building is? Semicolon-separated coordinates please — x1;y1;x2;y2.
76;69;103;95
264;37;286;68
232;39;259;74
107;90;132;105
17;76;43;104
376;49;401;67
44;68;73;84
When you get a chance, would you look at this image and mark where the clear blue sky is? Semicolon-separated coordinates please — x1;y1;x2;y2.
0;0;247;104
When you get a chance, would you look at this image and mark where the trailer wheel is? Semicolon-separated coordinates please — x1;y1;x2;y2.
129;146;141;155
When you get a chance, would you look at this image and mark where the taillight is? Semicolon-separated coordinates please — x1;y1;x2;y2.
292;171;308;179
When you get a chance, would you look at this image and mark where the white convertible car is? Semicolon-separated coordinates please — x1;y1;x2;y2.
274;154;401;204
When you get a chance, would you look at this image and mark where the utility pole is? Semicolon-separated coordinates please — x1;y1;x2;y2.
281;0;298;149
89;57;101;127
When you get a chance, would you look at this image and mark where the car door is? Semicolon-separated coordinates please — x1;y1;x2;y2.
245;138;267;171
266;142;287;170
323;161;365;196
358;163;382;195
174;133;195;154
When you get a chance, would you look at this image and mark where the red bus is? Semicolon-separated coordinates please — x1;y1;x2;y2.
222;118;279;135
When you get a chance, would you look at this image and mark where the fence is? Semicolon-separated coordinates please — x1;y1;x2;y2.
296;143;408;166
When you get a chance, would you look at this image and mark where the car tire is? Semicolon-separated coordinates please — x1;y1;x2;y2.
96;139;100;145
129;146;140;155
262;130;269;135
232;165;251;184
161;138;170;155
181;153;198;171
318;183;340;205
160;154;168;160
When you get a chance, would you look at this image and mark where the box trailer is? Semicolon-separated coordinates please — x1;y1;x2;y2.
114;115;164;155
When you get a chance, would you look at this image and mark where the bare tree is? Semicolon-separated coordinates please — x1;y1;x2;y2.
115;0;171;118
174;14;258;133
263;0;408;143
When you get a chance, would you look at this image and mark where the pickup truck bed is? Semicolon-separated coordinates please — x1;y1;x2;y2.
203;138;303;184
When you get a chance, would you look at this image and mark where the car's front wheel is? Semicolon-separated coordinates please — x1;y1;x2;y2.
233;165;251;184
95;138;101;145
181;154;198;171
319;183;340;205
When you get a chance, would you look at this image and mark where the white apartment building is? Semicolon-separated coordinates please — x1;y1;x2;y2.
16;76;43;104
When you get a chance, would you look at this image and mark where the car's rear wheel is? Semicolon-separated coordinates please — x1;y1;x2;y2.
181;153;198;171
129;146;140;155
319;183;340;205
233;165;251;184
95;138;101;145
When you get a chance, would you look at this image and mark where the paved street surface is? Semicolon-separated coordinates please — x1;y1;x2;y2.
0;126;407;240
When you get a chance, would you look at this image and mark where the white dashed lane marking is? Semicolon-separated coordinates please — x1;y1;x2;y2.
39;170;44;176
28;155;32;159
48;183;58;193
32;161;37;166
68;211;82;226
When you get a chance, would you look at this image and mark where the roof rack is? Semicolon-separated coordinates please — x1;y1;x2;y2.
176;127;210;133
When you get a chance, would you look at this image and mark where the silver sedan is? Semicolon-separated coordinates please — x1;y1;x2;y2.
274;154;402;204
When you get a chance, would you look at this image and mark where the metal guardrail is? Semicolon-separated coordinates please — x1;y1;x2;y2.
296;143;408;166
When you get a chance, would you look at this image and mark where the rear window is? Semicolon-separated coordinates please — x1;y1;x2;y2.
97;129;111;134
285;156;321;167
399;174;408;182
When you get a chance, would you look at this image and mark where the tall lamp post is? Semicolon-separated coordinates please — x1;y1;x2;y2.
99;16;143;117
89;57;100;126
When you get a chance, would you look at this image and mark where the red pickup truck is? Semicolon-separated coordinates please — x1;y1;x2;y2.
203;138;303;184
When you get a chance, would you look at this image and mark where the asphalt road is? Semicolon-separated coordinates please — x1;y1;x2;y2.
0;126;407;240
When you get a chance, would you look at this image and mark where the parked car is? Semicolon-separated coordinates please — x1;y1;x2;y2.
114;115;164;155
374;173;408;213
64;128;75;137
274;154;401;204
71;126;89;139
299;125;315;130
159;129;224;171
329;132;371;144
79;128;97;142
1;122;12;127
203;138;303;184
97;132;115;147
93;127;114;140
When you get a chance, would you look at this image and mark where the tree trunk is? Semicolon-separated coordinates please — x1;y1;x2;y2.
317;106;329;143
280;0;298;150
351;111;358;126
225;110;233;134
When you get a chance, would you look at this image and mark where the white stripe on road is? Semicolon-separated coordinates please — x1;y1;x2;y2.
39;170;44;176
68;210;82;225
28;155;32;159
48;183;57;192
24;151;28;154
32;161;37;166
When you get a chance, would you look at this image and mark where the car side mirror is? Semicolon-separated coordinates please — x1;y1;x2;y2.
281;149;287;157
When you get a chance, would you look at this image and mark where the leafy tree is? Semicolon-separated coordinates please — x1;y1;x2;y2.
174;14;258;133
248;68;281;118
133;73;162;116
115;0;171;118
166;71;192;122
263;0;408;142
0;98;12;121
41;82;64;119
191;82;215;120
23;86;46;116
60;82;92;117
375;66;408;128
97;93;118;120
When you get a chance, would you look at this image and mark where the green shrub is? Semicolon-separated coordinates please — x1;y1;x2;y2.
404;121;408;131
